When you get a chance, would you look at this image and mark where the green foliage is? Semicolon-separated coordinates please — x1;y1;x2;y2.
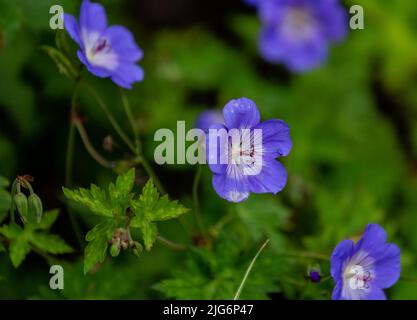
0;210;73;267
0;176;10;223
63;169;188;273
155;234;294;300
131;179;189;250
41;45;78;80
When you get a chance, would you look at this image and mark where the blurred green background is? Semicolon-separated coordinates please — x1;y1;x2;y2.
1;0;417;299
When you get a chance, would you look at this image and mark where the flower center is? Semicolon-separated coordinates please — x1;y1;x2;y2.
281;7;315;40
343;264;373;290
82;30;119;70
92;38;111;55
230;140;255;165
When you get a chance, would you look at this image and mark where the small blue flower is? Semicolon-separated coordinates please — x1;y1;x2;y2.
253;0;348;72
64;0;144;89
331;224;401;300
309;270;321;283
206;98;292;203
195;110;224;133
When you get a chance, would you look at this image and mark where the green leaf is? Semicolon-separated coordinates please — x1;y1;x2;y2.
63;169;137;218
40;45;78;79
9;237;31;268
130;179;188;251
155;234;293;299
141;222;158;251
108;168;135;214
35;209;60;230
29;233;73;254
132;179;188;223
237;196;289;251
63;185;113;218
0;224;22;239
84;220;115;274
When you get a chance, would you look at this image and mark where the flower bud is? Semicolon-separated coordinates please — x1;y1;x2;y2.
132;241;143;257
14;192;28;222
28;193;43;223
110;243;121;257
309;270;321;283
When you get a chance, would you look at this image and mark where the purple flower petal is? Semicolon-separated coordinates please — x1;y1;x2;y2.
77;50;111;78
80;0;107;32
361;287;387;300
102;26;143;63
206;123;228;175
247;159;287;194
195;110;224;132
260;25;328;72
254;119;292;158
374;243;401;289
331;280;343;300
111;64;144;89
223;98;260;130
330;239;354;281
355;224;388;254
64;14;82;47
212;169;250;203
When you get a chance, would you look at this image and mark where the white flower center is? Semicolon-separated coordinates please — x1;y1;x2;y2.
341;250;375;299
82;29;118;70
281;7;316;41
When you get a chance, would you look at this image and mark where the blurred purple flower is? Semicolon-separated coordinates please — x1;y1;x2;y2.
331;224;401;300
206;98;292;203
253;0;348;72
64;0;144;89
195;110;224;133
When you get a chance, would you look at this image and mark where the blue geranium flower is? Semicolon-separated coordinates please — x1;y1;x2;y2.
206;98;292;203
251;0;348;72
64;0;144;89
331;224;401;300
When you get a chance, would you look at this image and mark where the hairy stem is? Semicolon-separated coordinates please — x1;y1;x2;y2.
281;251;330;261
192;164;206;237
82;81;137;154
157;235;188;251
74;121;114;169
233;239;271;300
120;89;141;154
65;82;84;248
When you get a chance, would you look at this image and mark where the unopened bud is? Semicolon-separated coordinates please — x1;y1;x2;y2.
132;241;143;257
28;194;43;223
14;192;28;222
110;243;120;257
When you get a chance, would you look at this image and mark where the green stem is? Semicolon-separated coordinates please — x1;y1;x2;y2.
157;235;188;251
9;179;18;225
82;81;137;154
65;82;84;249
233;239;270;300
281;251;329;261
119;89;167;195
74;121;115;169
138;155;166;194
120;89;141;154
192;164;206;237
